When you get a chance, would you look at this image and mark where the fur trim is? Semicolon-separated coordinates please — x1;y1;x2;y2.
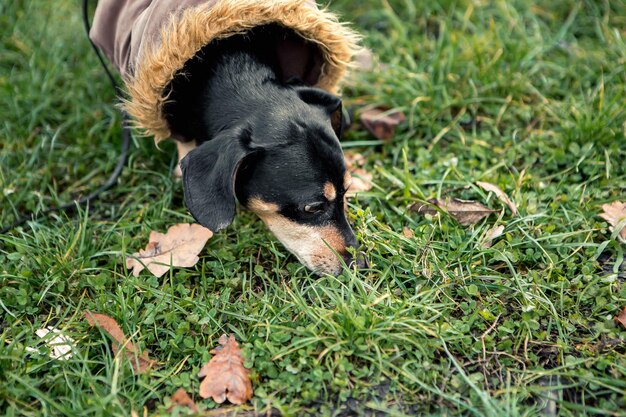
122;0;361;142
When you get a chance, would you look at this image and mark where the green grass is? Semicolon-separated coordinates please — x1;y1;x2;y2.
2;0;626;415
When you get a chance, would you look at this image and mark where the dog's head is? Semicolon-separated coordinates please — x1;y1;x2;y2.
181;86;362;275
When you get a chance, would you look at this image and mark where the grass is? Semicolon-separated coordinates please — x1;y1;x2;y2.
1;0;626;415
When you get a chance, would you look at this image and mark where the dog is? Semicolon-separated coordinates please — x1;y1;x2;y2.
163;26;364;275
89;0;362;274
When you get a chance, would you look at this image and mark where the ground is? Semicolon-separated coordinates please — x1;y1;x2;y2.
1;0;626;416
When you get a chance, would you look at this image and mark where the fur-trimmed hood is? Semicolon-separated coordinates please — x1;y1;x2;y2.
90;0;360;142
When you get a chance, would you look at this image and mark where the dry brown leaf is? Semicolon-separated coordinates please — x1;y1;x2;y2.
126;223;213;277
110;344;156;373
481;225;505;248
360;107;406;140
347;168;373;196
344;151;366;170
84;311;156;373
344;152;372;197
599;201;626;241
168;388;198;412
614;307;626;329
411;198;497;226
476;181;518;216
85;312;127;342
198;334;253;405
402;227;414;238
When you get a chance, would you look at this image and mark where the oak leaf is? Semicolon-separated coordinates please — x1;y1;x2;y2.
599;202;626;242
360;107;406;140
198;334;253;405
126;223;213;277
614;307;626;329
168;388;198;412
84;311;156;373
412;198;497;226
476;181;518;216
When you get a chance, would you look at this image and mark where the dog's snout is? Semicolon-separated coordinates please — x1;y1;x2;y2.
344;232;358;249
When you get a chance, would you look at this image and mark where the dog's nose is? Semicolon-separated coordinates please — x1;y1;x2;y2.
343;251;369;269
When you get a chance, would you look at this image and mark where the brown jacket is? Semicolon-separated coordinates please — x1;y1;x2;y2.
90;0;359;142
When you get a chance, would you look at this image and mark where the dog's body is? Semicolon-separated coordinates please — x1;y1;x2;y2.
90;0;361;274
163;26;362;274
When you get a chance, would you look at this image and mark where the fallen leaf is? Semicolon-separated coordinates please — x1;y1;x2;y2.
344;151;373;197
481;225;505;248
599;201;626;241
84;312;126;341
360;107;406;140
402;227;414;238
126;223;213;277
411;198;497;226
85;311;156;373
168;388;198;412
198;334;253;405
111;344;156;373
353;48;375;72
347;169;373;196
26;327;75;360
344;151;366;170
614;307;626;329
476;181;518;216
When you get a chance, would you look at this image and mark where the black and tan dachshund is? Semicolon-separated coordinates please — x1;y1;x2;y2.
164;25;365;275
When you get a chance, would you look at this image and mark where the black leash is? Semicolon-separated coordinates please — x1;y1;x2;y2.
1;0;131;234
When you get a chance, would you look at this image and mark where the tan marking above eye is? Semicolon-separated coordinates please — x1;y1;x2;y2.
247;197;279;214
343;172;352;190
324;182;337;201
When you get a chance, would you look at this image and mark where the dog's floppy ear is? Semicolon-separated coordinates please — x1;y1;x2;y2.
180;128;255;232
295;86;346;138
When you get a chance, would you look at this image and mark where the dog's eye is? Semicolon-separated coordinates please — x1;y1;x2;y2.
304;202;325;213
